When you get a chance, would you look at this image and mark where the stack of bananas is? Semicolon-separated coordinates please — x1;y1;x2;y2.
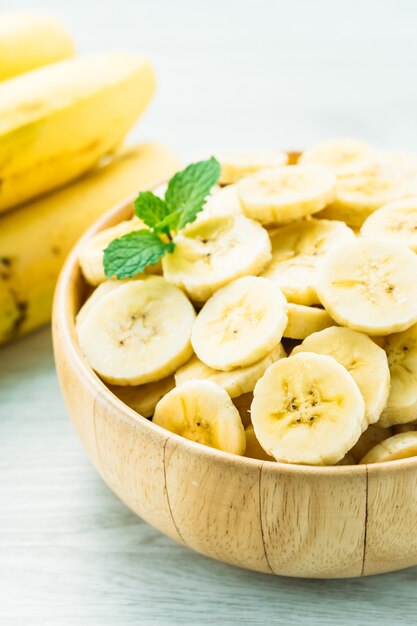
0;13;180;344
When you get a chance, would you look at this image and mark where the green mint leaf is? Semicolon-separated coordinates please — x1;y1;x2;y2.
103;230;171;279
165;157;221;231
134;191;170;229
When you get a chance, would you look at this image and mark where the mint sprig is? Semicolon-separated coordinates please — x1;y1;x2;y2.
104;157;221;280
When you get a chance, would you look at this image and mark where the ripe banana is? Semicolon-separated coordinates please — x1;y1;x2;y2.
162;215;271;302
360;197;417;252
377;323;417;427
299;138;377;177
0;143;180;345
251;352;366;465
107;376;175;418
292;327;390;425
262;218;355;305
348;425;392;463
0;52;155;212
217;151;288;184
153;380;246;455
191;276;288;370
317;238;417;335
238;164;336;225
77;277;196;385
359;432;417;464
175;343;286;398
0;13;75;81
245;424;274;461
284;303;335;340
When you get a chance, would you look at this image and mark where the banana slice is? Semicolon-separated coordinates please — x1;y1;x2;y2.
153;380;246;454
77;276;196;385
233;393;253;428
348;425;393;462
251;352;366;465
191;276;288;371
162;215;271;302
317;239;417;335
76;280;122;328
107;375;175;418
245;425;275;461
217;151;288;184
238;164;336;225
359;432;417;464
292;327;390;424
377;323;417;427
78;217;161;285
378;151;417;183
299;138;377;177
318;169;410;228
360;198;417;252
262;218;355;305
175;342;286;398
284;303;335;340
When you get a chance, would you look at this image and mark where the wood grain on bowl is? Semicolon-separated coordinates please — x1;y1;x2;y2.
52;195;417;579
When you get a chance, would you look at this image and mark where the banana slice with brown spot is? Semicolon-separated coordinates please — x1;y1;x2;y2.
77;276;196;385
251;352;366;465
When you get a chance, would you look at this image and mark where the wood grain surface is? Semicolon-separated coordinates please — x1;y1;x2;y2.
3;0;417;622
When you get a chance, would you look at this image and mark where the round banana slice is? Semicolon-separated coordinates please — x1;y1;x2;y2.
238;164;336;225
360;198;417;252
292;327;390;425
153;380;246;455
284;303;335;340
175;342;286;398
162;215;271;302
252;352;366;465
377;323;417;427
262;218;355;305
218;151;288;184
78;217;160;286
107;375;175;418
317;239;417;335
245;425;275;461
318;169;410;228
348;425;392;462
191;276;288;371
359;432;417;464
299;138;377;178
76;280;122;328
77;276;196;385
233;393;253;428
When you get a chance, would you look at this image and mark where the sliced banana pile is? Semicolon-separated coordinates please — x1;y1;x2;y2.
76;139;417;466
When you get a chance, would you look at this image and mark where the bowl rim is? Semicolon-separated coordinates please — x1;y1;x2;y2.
53;192;417;477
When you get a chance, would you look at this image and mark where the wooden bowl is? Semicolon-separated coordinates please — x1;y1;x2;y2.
53;198;417;579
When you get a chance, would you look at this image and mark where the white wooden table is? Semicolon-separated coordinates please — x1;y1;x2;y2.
2;0;417;623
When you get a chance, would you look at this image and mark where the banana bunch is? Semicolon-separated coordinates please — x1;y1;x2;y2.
0;144;180;344
0;14;182;345
75;140;417;466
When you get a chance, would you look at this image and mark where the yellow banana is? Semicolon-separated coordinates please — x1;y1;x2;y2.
0;51;155;212
0;13;75;81
0;143;180;344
